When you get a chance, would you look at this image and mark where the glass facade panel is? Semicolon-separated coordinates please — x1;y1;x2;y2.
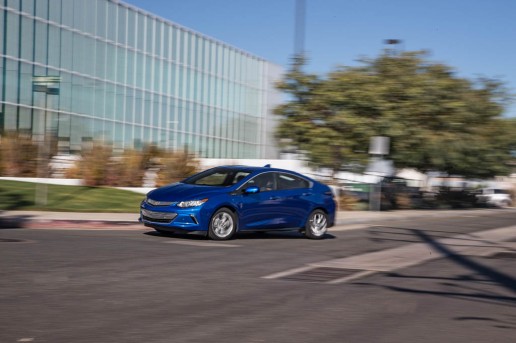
49;0;61;24
1;0;281;158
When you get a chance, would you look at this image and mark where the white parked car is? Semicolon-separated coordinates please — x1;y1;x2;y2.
476;188;512;207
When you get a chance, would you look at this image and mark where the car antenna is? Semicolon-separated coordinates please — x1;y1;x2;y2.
264;164;271;167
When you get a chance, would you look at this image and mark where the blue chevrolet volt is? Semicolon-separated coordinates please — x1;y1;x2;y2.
140;165;336;240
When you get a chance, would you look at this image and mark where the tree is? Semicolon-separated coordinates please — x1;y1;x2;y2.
275;55;368;178
275;51;515;178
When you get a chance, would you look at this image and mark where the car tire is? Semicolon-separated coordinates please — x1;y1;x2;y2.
304;209;328;239
501;199;512;208
208;208;237;240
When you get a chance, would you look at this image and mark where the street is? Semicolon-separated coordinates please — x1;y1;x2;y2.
1;209;516;343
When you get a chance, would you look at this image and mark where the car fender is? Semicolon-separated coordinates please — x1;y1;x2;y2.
202;198;240;230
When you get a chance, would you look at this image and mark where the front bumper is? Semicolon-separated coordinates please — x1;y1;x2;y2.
139;204;207;232
141;209;178;223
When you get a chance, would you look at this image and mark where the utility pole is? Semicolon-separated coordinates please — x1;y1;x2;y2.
294;0;306;57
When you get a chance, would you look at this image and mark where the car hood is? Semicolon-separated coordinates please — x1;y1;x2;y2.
147;182;226;202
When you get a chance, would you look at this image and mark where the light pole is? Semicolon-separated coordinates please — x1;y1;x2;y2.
32;76;61;206
294;0;306;56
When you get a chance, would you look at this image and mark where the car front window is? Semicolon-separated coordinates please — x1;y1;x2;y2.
243;172;276;192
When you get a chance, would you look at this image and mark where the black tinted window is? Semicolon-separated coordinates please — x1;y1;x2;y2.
277;173;310;190
244;172;276;192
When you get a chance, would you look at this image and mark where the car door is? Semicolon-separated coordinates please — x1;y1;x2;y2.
237;172;290;230
275;172;313;227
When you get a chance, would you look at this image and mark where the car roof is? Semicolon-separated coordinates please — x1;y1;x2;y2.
214;165;313;178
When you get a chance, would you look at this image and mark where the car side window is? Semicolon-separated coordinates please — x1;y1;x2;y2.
277;173;310;190
244;172;276;192
232;172;250;184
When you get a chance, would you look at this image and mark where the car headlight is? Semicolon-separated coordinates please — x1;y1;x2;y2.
177;198;208;208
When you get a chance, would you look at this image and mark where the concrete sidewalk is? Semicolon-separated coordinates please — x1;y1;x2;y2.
0;208;513;230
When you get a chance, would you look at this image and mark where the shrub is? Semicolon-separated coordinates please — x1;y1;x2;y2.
62;141;199;187
108;149;147;187
156;149;199;186
78;142;113;186
0;133;40;177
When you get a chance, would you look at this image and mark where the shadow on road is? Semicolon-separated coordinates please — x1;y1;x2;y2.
0;211;32;229
144;230;336;240
356;227;516;308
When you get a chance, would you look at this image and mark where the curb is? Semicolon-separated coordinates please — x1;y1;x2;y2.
0;218;143;230
27;220;144;230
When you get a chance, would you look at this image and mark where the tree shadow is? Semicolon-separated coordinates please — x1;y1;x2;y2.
411;229;516;295
353;226;516;330
367;226;516;252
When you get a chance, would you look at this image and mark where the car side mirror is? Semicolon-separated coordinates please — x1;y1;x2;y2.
244;186;260;194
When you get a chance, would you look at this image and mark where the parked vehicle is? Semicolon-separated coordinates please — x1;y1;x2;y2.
140;165;336;240
476;188;512;208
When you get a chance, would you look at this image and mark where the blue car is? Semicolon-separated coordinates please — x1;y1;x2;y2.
140;165;336;240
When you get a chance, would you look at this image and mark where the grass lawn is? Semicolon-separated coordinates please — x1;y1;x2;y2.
0;180;144;212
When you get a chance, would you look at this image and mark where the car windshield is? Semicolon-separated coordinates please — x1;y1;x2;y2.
183;168;251;187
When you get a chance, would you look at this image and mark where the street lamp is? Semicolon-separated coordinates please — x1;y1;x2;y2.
384;39;403;56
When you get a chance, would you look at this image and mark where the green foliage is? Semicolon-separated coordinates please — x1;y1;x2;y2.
0;180;142;212
275;51;515;178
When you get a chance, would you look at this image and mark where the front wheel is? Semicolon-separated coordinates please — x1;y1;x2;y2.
208;208;237;240
304;210;328;239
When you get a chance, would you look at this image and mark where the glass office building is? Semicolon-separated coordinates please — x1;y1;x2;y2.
0;0;282;158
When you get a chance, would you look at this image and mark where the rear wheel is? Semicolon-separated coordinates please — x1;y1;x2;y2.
208;208;237;240
304;209;328;239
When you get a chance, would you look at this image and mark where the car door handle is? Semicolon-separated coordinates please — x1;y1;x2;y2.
302;193;313;196
269;196;280;200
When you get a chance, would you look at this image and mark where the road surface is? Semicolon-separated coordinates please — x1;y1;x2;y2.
1;209;515;342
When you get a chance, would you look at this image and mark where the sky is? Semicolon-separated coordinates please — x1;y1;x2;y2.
123;0;516;118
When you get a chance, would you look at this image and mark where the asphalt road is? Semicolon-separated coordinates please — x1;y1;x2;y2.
1;209;516;343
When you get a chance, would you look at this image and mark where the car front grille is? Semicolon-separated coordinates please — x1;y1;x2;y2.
141;209;178;224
